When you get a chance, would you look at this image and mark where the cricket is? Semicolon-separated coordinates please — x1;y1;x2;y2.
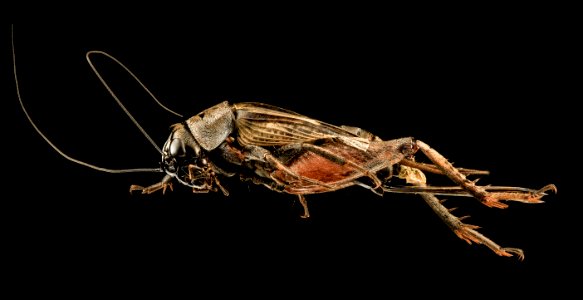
12;27;556;260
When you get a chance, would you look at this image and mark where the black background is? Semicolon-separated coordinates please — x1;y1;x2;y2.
5;21;576;295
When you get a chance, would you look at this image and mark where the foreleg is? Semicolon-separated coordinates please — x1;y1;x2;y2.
130;174;173;194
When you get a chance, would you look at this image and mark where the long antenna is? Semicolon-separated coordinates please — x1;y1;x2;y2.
12;25;162;174
86;51;183;118
85;50;184;154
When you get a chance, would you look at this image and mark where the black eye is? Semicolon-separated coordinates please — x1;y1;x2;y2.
170;138;186;157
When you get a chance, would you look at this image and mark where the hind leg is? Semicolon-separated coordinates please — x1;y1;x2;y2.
398;166;526;259
420;191;525;259
415;140;556;208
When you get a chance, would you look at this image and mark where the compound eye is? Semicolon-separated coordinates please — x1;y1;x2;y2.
169;138;186;157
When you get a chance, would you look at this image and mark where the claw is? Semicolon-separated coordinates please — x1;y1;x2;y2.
519;185;556;204
498;248;525;261
535;184;558;195
479;183;557;207
454;223;524;260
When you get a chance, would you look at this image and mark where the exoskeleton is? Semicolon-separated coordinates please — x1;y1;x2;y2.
128;100;555;260
12;27;556;260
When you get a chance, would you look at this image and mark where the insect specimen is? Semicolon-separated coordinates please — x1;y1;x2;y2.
12;28;556;260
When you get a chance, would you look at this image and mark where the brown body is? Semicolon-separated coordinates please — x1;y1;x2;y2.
12;34;555;259
125;101;556;260
131;101;557;260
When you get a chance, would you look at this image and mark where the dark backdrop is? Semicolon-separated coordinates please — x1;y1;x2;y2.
5;23;575;295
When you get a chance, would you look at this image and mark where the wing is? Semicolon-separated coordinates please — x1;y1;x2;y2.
233;102;371;150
